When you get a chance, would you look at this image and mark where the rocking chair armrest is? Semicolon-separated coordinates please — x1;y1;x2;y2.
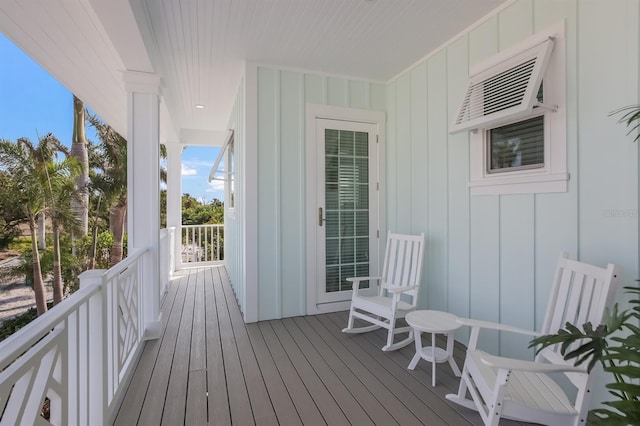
456;317;542;337
346;276;382;283
384;285;419;294
347;276;382;291
475;350;588;374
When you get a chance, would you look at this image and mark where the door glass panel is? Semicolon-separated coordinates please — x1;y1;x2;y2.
325;128;370;293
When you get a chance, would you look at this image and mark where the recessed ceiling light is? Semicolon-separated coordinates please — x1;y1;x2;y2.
195;104;205;109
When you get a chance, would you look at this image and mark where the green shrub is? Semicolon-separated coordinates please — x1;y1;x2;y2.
0;302;53;342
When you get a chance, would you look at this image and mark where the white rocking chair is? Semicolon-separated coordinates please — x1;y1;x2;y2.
342;232;425;351
446;252;619;426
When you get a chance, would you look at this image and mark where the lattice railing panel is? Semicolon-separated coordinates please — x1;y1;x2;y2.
0;248;150;425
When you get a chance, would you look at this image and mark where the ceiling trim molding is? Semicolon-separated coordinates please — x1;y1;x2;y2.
123;70;162;95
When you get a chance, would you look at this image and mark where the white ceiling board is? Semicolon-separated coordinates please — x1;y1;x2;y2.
1;0;508;143
0;0;128;138
132;0;507;133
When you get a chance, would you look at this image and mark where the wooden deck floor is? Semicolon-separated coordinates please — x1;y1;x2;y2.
114;266;532;426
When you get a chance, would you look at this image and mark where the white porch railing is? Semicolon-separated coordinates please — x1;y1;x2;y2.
0;248;150;425
181;224;224;265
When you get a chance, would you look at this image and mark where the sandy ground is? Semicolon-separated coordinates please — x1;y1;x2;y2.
0;257;53;323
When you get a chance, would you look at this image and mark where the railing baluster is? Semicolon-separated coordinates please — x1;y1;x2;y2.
217;225;221;261
178;224;224;265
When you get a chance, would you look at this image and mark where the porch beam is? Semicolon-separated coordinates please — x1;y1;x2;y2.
124;70;162;340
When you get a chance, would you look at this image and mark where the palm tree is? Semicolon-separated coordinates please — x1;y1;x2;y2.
86;113;128;267
70;95;89;240
0;139;48;315
86;113;166;267
30;134;81;304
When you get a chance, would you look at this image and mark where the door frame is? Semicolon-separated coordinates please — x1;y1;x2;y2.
305;104;386;315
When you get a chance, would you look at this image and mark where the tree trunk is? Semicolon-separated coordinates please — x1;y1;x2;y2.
70;95;89;240
87;195;102;270
28;218;47;315
51;216;63;304
37;212;46;250
110;201;126;267
88;222;98;270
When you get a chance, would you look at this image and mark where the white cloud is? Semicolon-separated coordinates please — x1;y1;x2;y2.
206;179;225;193
181;165;197;176
184;159;217;169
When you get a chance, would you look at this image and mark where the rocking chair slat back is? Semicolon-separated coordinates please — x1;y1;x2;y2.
382;233;424;299
538;252;619;384
448;251;619;426
343;232;425;352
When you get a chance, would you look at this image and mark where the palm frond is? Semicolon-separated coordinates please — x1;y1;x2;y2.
611;105;640;142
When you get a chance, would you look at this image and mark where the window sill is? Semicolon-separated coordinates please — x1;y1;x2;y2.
469;172;569;196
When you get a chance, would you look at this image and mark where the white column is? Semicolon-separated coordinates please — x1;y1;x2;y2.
165;142;183;271
123;70;162;340
244;63;259;322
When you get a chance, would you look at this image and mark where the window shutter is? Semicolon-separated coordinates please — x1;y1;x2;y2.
208;129;234;182
450;38;554;134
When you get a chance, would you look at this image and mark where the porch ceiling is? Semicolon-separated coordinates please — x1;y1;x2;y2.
0;0;506;144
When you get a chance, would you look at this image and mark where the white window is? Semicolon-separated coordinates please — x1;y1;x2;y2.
209;129;235;209
451;22;567;195
227;137;235;209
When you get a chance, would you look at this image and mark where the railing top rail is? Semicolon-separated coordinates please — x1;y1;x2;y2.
102;248;148;281
0;247;149;371
0;283;100;370
181;224;224;229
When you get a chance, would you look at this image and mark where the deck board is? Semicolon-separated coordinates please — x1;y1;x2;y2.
283;317;373;426
113;273;181;425
113;266;537;425
137;271;189;425
162;266;197;426
218;267;278;425
269;319;349;425
210;267;254;425
204;267;231;426
185;269;208;424
306;315;450;425
258;321;325;425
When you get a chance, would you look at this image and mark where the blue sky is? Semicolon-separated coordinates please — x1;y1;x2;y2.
0;33;223;203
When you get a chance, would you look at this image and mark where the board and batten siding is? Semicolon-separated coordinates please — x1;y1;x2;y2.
256;66;386;320
386;0;639;363
225;75;246;316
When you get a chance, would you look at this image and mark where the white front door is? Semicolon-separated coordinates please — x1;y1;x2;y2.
312;118;380;308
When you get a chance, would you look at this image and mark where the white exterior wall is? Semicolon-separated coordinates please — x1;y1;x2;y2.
226;75;246;316
254;66;386;320
385;0;639;407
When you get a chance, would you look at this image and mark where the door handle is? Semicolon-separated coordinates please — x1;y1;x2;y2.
318;207;324;226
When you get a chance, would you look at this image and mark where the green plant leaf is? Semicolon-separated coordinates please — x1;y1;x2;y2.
605;381;640;395
612;105;640;143
592;406;639;426
602;400;640;419
605;366;640;380
604;348;640;364
618;328;640;344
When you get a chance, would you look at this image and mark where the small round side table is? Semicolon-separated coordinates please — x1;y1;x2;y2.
405;310;462;387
